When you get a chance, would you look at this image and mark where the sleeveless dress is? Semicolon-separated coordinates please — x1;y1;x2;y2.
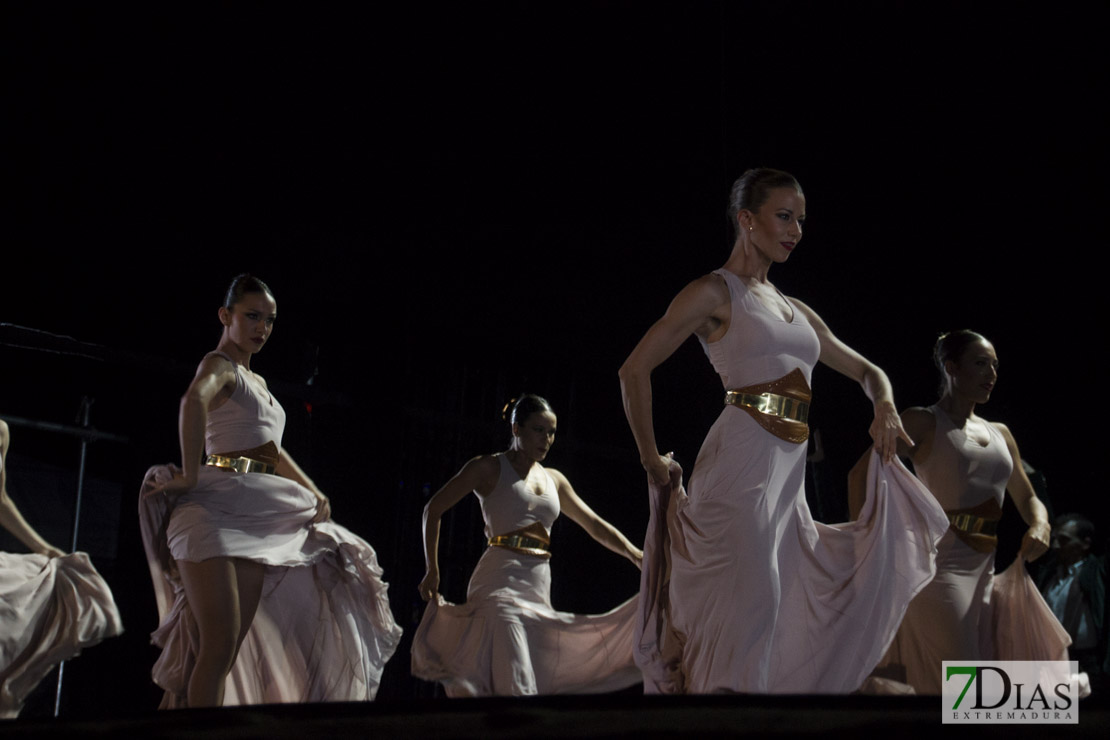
877;405;1061;693
1;457;122;717
635;270;951;694
138;354;401;706
411;453;641;696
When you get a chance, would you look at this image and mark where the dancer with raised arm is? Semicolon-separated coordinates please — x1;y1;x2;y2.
412;395;643;696
140;274;401;708
620;168;949;693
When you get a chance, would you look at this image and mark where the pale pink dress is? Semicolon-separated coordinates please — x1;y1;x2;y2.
411;454;641;696
139;353;401;706
0;464;122;718
879;406;1073;693
636;270;951;694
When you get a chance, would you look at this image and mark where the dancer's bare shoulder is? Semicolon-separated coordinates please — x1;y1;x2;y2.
460;454;503;496
899;406;936;461
669;272;732;340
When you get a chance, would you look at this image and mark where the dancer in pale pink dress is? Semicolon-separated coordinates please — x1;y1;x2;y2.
855;330;1052;693
1;418;121;717
141;274;401;707
620;168;950;693
412;395;643;696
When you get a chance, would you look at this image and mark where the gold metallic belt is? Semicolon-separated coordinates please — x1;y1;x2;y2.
724;390;810;424
488;534;551;558
205;454;277;475
947;512;998;536
724;368;812;444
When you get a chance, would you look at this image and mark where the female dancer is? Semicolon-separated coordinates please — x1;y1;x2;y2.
1;418;121;717
620;168;950;694
412;394;644;696
141;274;401;707
859;330;1051;693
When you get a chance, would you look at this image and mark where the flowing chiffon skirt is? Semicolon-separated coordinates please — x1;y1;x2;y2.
0;551;122;717
412;546;641;696
139;464;401;707
991;557;1072;662
637;439;950;694
877;528;994;693
877;549;1084;695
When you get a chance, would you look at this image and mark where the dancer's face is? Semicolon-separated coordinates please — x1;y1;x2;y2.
513;410;557;462
744;187;805;262
947;339;998;404
220;292;277;355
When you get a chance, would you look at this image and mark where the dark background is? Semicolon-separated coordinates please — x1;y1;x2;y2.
2;0;1105;717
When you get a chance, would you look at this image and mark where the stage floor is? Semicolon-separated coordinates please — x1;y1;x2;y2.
3;693;1107;739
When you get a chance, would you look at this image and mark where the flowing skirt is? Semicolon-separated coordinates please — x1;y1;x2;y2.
877;530;994;693
879;546;1078;694
0;551;122;717
139;464;401;707
637;410;950;694
412;546;641;696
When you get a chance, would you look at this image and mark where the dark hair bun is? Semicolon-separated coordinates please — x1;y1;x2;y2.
932;329;990;396
726;168;803;238
224;273;274;309
933;329;988;373
504;394;554;425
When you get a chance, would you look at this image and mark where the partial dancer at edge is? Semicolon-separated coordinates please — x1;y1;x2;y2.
140;274;401;708
620;168;950;694
1;418;122;717
412;395;643;696
853;330;1056;694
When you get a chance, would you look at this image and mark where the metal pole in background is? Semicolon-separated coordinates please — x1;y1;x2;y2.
54;396;93;718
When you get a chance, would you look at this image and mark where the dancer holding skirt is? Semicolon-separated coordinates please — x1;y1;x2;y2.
140;274;401;707
856;330;1057;694
620;169;950;693
1;418;122;717
412;395;643;696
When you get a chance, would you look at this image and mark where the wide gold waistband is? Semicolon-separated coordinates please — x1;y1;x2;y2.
724;390;810;423
205;454;277;475
488;533;551;558
947;512;999;536
724;368;812;444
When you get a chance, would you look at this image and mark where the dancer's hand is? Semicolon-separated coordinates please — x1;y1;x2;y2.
630;547;644;571
641;452;672;487
312;493;331;523
1019;521;1051;561
869;401;912;464
418;570;439;602
145;468;194;499
38;544;65;558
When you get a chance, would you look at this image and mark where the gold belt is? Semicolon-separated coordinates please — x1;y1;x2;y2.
947;512;998;536
488;534;551;558
205;454;277;475
724;390;810;424
724;368;812;444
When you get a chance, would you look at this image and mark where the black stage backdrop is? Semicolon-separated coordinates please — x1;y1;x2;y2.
1;0;1105;715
